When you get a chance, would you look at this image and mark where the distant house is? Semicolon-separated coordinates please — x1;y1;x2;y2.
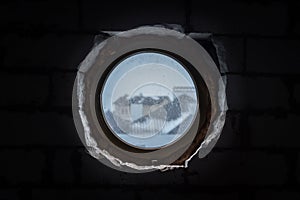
112;93;196;121
177;94;196;112
113;94;130;120
129;95;171;121
173;86;197;113
111;93;196;135
112;94;171;134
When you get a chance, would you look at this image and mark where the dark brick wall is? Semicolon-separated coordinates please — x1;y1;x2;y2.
0;0;299;199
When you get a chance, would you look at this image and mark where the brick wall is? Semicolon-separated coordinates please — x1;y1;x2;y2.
0;0;299;199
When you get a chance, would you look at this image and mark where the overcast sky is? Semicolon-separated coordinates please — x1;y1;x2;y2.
101;52;197;111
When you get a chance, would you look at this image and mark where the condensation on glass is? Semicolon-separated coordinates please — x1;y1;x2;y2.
101;52;199;149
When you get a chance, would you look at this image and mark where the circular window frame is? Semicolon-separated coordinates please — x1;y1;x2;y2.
72;27;226;173
96;48;206;152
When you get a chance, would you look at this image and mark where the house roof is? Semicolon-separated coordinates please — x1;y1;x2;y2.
129;95;171;105
113;95;129;106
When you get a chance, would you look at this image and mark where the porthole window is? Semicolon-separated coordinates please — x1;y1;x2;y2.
101;52;199;149
72;26;227;173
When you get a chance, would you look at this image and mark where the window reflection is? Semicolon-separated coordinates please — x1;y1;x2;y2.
101;52;198;149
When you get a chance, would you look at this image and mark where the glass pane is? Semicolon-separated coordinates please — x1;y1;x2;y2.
101;52;198;149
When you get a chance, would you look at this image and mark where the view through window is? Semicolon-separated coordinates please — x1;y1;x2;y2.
101;52;199;149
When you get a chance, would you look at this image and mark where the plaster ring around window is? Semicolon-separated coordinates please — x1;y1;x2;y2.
72;26;227;173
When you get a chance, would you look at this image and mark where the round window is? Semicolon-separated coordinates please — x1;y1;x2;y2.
101;52;199;149
72;26;227;173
